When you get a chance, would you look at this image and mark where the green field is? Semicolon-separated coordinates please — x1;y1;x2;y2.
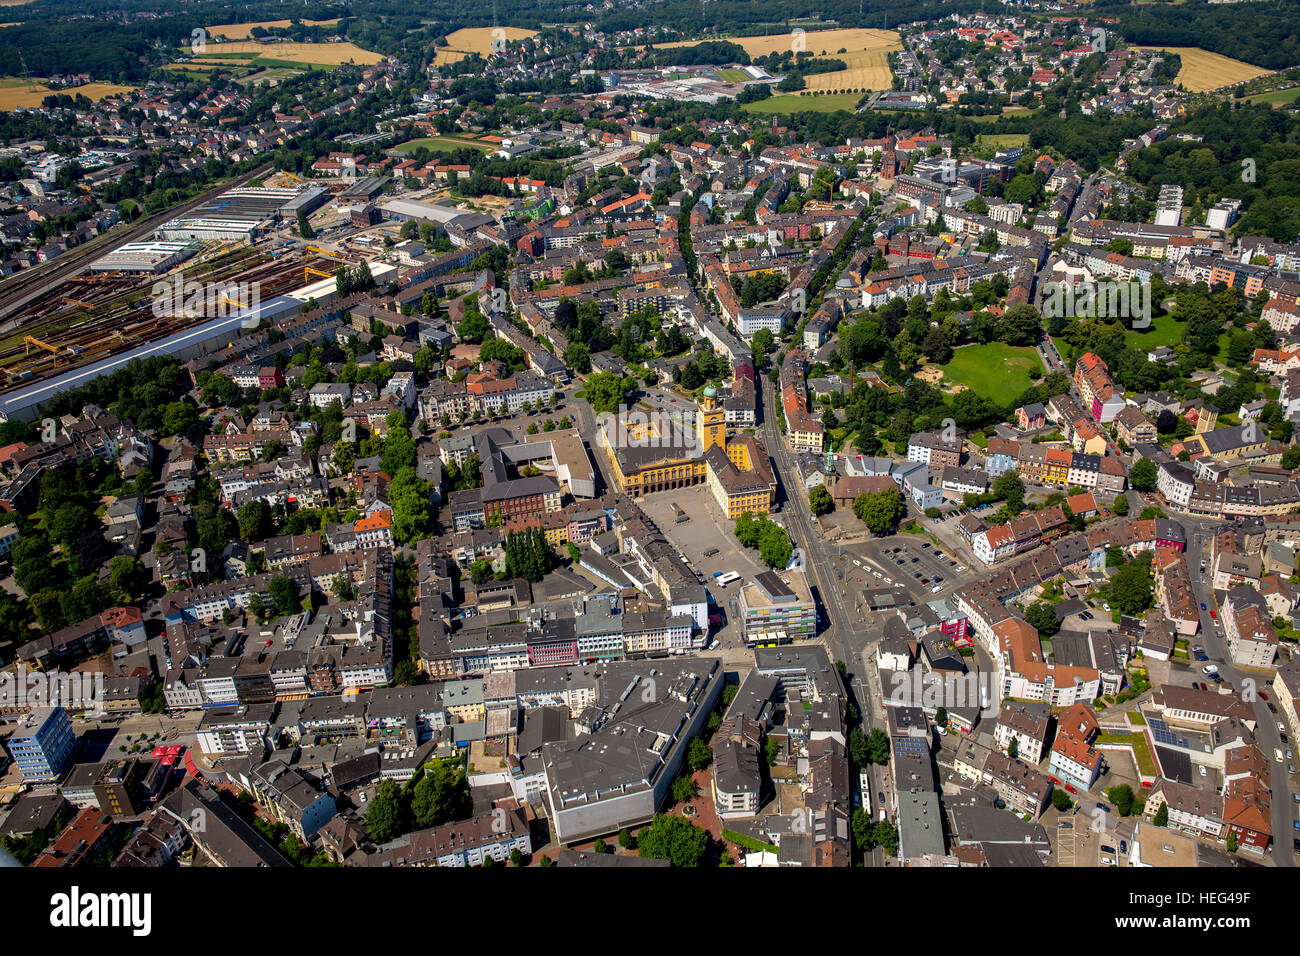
976;133;1029;148
743;92;862;115
941;342;1041;406
1124;312;1185;350
1246;87;1300;107
716;68;750;82
395;136;494;155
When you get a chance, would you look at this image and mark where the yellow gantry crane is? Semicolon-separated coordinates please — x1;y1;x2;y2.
304;266;334;282
24;335;59;356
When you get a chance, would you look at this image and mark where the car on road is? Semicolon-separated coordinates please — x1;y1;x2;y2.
1065;784;1077;794
1095;802;1110;813
1195;653;1209;662
1261;691;1270;701
1281;722;1288;734
1270;703;1278;714
1199;765;1207;777
703;548;719;557
1200;602;1207;611
1119;840;1127;855
1210;610;1217;619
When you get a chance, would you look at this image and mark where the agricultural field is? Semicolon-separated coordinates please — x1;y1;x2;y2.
0;80;137;110
941;342;1041;406
742;92;862;115
189;40;383;66
1137;46;1270;92
435;26;537;64
395;136;495;154
205;19;341;40
660;28;901;93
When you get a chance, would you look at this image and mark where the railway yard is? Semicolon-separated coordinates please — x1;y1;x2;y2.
0;245;346;386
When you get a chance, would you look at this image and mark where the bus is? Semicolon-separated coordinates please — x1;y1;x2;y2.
716;571;741;587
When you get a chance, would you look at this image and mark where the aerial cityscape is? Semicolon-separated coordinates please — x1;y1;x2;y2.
0;0;1295;913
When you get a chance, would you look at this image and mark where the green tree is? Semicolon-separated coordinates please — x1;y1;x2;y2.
581;371;626;414
409;759;472;829
865;727;890;765
992;470;1025;511
365;780;405;844
268;576;300;616
852;487;905;535
1105;784;1135;817
1112;493;1129;516
637;814;709;866
670;773;699;804
1111;554;1155;616
809;484;834;516
238;500;272;542
1051;788;1072;812
1129;457;1157;491
687;737;712;772
1024;601;1060;637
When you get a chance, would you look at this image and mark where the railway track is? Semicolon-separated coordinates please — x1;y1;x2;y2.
0;163;274;329
0;248;335;386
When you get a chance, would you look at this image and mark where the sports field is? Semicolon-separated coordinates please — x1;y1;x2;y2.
191;40;383;66
660;28;900;93
743;92;862;115
1137;46;1270;92
205;19;341;40
395;136;494;154
941;343;1041;406
435;27;537;64
0;80;136;110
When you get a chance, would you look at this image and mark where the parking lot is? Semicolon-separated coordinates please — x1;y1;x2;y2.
854;533;970;601
634;483;772;651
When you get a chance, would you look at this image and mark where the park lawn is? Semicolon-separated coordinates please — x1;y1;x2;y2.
743;92;862;115
1124;311;1185;350
941;342;1041;406
395;136;494;155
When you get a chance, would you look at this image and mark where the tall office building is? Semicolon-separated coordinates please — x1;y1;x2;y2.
6;707;77;782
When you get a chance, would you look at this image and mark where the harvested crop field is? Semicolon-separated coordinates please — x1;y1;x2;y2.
0;80;136;110
191;40;383;66
205;19;341;40
660;28;900;92
1137;46;1270;92
435;26;537;63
